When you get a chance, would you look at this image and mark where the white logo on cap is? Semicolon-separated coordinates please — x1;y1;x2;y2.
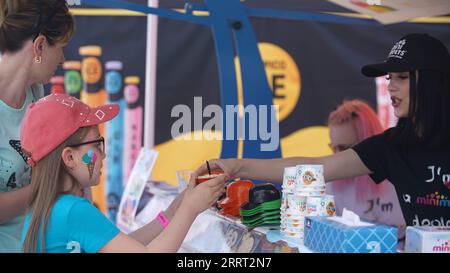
388;39;407;59
61;99;74;108
95;110;106;120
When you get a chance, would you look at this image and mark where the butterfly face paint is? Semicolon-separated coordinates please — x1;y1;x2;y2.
82;149;98;179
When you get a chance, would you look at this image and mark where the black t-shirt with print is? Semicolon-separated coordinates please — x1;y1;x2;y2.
352;128;450;227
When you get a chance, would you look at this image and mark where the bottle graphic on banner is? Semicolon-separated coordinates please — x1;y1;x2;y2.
50;76;65;94
105;61;125;223
63;61;82;99
123;76;142;185
79;45;108;213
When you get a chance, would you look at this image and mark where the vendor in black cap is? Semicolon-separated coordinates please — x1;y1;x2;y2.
195;33;450;234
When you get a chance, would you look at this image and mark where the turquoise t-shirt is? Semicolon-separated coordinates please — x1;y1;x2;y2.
21;195;120;253
0;85;43;253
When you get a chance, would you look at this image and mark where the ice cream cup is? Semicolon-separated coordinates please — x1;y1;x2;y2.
292;194;307;214
283;225;304;233
196;172;222;185
295;190;326;197
318;195;336;217
282;231;304;239
283;210;305;218
284;220;304;227
295;185;326;192
306;196;323;216
285;192;298;212
282;166;297;192
284;214;305;223
295;165;325;188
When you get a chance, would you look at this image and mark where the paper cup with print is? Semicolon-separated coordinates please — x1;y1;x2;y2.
306;196;323;216
282;231;304;239
295;165;325;188
284;210;304;219
281;192;289;210
281;222;304;231
283;220;304;229
281;212;304;222
319;195;336;217
284;209;304;217
286;192;298;213
296;190;326;197
283;225;304;234
291;194;307;214
295;185;326;192
282;167;297;192
283;213;304;222
281;216;305;225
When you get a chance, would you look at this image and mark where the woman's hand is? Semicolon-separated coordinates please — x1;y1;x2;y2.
181;173;228;215
194;159;241;180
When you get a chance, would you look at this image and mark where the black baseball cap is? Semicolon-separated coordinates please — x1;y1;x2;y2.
362;33;450;77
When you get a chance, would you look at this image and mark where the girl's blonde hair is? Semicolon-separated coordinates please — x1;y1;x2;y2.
23;127;90;253
0;0;74;53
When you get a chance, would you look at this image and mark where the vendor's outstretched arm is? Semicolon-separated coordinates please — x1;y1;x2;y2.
195;149;371;183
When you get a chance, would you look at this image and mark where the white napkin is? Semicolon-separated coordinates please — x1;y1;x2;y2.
327;208;374;227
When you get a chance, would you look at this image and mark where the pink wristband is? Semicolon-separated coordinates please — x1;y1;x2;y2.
157;211;170;228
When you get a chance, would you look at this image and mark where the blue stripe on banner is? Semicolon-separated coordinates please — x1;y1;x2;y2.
81;0;210;25
246;8;380;26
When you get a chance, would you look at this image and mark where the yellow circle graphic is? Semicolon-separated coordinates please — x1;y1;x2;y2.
82;57;102;84
235;43;301;122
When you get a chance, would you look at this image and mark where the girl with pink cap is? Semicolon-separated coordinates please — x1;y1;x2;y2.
20;94;227;253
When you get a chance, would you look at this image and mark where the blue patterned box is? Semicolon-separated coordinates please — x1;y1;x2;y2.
304;216;398;253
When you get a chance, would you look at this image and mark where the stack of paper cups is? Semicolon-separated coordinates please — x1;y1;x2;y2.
295;164;326;194
281;167;303;239
281;165;336;240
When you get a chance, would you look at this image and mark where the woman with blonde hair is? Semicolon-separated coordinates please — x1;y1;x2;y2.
0;0;74;252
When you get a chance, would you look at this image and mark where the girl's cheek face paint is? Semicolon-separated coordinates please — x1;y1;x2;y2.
82;149;98;179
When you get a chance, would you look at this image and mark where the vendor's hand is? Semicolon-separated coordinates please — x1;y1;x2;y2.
181;173;228;215
194;159;241;180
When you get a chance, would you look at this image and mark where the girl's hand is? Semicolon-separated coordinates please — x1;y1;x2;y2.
165;190;186;219
181;174;228;215
194;159;241;180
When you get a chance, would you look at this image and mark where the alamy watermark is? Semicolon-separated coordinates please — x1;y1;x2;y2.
67;0;82;6
171;97;280;152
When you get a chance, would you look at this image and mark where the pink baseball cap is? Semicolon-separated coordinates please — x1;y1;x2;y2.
20;94;119;167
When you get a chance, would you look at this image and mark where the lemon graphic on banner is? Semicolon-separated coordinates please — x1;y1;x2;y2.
235;42;301;122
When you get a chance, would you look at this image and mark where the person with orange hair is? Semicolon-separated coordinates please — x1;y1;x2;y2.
327;100;406;246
